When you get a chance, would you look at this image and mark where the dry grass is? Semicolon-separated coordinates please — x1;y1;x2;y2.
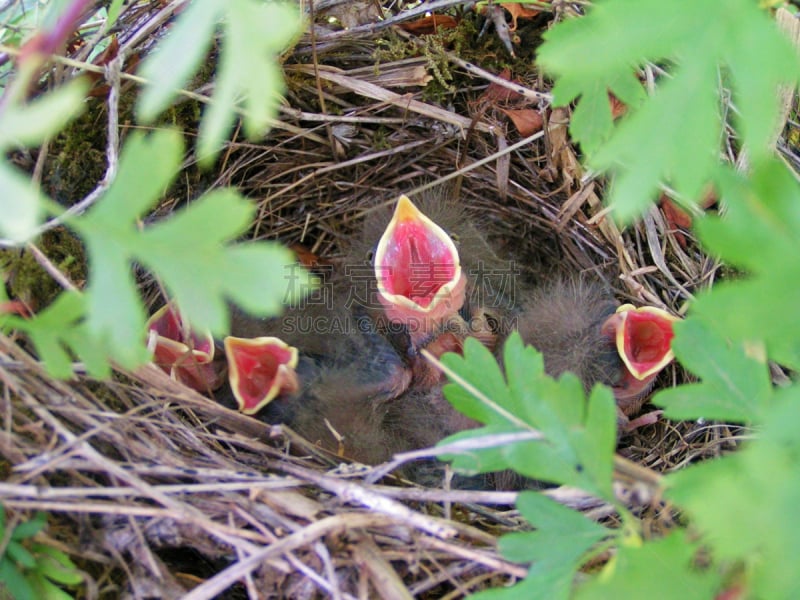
0;1;750;597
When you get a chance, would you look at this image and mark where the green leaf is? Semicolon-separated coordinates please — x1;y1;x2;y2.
136;0;221;122
137;190;304;331
503;492;611;564
0;79;89;148
475;491;612;600
438;426;533;475
666;388;800;599
472;567;574;600
4;292;112;378
0;162;46;244
30;545;82;586
138;0;301;165
698;161;800;270
69;130;312;369
10;514;46;541
105;0;128;31
30;575;77;600
70;129;182;368
197;1;301;164
538;0;800;221
692;158;800;369
0;558;35;600
592;58;722;221
575;531;720;600
6;540;36;569
652;318;772;423
439;334;616;500
441;336;514;424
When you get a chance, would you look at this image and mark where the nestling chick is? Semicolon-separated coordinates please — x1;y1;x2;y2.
349;192;517;386
513;276;677;429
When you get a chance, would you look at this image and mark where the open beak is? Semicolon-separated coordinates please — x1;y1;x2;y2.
146;305;224;393
601;304;679;399
224;336;300;415
374;195;466;328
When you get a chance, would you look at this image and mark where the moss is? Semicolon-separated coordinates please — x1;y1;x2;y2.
0;227;86;310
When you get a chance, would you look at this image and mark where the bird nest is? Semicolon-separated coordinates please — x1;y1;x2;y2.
0;2;744;598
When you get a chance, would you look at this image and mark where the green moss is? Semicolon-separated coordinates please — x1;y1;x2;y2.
0;227;86;310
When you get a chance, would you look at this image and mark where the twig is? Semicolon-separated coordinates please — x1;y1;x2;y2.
276;461;457;539
180;513;437;600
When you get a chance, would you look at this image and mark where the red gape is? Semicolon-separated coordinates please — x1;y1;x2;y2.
224;336;300;415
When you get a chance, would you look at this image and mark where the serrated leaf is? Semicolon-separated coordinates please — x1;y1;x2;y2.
472;565;574;600
575;531;719;600
0;79;88;148
139;0;301;164
593;58;721;221
69;131;311;369
538;0;800;222
473;491;611;600
652;318;772;422
503;377;615;499
505;491;611;564
441;336;514;423
438;425;534;475
84;129;183;224
666;388;800;599
70;130;182;368
196;1;301;164
137;0;221;122
439;333;616;499
692;158;800;369
698;162;800;270
137;189;308;333
4;292;111;378
219;242;312;317
224;1;297;137
0;162;46;244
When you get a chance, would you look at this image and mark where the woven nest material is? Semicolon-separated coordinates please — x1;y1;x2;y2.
0;2;749;598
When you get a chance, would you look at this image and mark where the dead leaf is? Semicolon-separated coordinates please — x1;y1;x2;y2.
0;300;32;318
609;92;627;119
659;188;717;248
499;107;543;136
481;68;526;104
501;2;548;31
290;244;332;268
400;14;459;35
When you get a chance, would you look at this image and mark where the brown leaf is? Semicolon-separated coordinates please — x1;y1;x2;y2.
481;68;526;104
659;187;718;248
500;108;543;137
609;92;627;119
502;2;548;31
659;194;692;248
0;300;32;318
290;243;332;268
400;14;459;35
